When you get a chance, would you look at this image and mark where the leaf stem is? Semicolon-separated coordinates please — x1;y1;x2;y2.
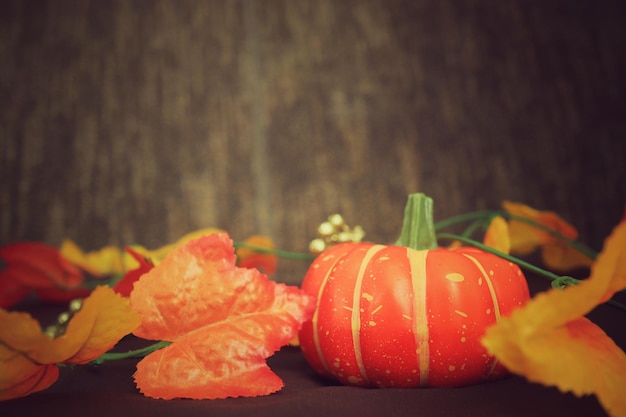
434;210;498;231
437;233;570;283
89;340;172;365
233;242;316;261
504;213;598;260
435;210;598;260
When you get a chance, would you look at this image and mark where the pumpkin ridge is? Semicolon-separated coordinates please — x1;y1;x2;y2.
311;249;346;375
461;253;502;322
461;252;502;377
352;245;386;385
407;248;430;387
311;240;358;374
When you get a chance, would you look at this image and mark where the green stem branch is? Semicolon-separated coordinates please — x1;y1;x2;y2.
434;210;598;260
437;233;570;283
437;232;626;312
89;341;172;365
233;242;316;261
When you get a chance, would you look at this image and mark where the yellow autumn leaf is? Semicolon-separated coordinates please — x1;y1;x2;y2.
483;216;511;254
482;215;626;417
60;239;125;277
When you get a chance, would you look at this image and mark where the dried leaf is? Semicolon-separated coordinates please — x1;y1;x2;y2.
130;233;315;399
482;216;626;417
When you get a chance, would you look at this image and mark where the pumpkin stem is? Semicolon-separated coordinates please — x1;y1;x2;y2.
395;193;439;250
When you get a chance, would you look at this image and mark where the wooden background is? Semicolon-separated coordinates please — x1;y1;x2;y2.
1;0;625;283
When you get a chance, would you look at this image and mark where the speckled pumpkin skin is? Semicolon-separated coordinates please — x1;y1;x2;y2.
298;242;530;388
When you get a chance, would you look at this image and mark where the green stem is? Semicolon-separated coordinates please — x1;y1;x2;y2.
434;210;498;231
89;341;172;365
434;210;598;261
233;242;316;261
460;218;490;239
395;193;439;250
437;233;570;283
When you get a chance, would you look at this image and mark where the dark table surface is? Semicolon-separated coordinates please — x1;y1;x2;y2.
1;1;625;416
2;272;624;417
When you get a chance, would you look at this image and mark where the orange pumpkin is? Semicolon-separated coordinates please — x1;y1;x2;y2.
298;193;530;388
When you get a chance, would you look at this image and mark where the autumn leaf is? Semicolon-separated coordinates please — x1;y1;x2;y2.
483;216;511;254
60;239;125;277
50;286;142;364
130;233;315;400
123;228;222;270
482;215;626;417
0;242;85;308
236;235;278;275
0;286;141;400
503;201;595;271
112;247;154;297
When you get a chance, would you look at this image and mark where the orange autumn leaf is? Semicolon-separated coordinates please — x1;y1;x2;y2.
0;286;141;400
0;347;59;402
483;216;511;254
503;201;594;271
123;228;222;270
130;233;315;400
482;215;626;417
0;309;61;401
49;286;142;364
236;235;278;275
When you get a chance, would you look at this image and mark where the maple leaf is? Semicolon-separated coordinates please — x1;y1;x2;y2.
483;216;511;254
112;247;154;297
0;242;85;308
235;235;278;275
123;228;223;270
129;233;315;400
482;214;626;417
0;286;141;400
60;239;125;277
502;201;594;271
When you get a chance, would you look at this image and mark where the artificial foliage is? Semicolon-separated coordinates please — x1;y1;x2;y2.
0;193;624;417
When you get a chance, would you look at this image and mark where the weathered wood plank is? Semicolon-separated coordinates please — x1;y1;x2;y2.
1;0;624;283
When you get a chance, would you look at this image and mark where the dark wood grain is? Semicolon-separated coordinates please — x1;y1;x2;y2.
1;0;625;282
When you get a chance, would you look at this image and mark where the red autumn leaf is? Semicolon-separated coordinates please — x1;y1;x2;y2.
112;247;154;297
129;233;315;400
0;242;85;308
